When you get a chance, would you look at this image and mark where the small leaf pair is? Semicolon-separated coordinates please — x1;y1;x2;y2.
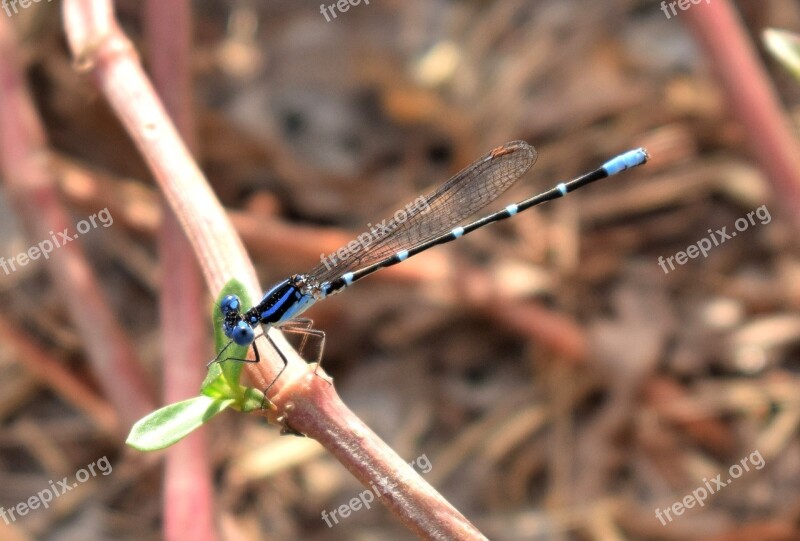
127;279;267;451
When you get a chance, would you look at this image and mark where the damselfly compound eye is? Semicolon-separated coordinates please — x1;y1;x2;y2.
220;295;241;316
230;321;255;346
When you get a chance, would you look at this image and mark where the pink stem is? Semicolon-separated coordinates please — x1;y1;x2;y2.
0;7;154;429
143;1;216;540
683;1;800;226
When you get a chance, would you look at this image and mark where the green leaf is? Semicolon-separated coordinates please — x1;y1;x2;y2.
200;368;233;399
126;395;234;451
202;279;253;393
238;386;271;413
764;29;800;82
126;280;275;453
201;279;274;412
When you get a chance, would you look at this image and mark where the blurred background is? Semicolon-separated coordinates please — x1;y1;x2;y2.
1;0;799;539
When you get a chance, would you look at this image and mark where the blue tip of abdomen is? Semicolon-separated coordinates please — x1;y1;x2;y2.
602;148;649;176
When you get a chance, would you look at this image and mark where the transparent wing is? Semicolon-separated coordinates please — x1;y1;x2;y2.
308;141;537;284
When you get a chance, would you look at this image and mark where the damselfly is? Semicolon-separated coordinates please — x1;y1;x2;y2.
213;141;649;384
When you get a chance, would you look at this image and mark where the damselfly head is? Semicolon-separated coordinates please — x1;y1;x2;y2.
219;294;255;345
226;320;255;346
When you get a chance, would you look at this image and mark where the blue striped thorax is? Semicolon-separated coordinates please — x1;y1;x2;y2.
220;274;318;346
